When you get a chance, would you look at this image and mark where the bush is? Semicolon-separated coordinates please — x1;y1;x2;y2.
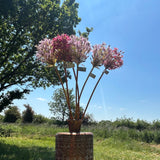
33;114;49;124
152;120;160;130
0;115;4;122
141;130;154;143
136;119;150;131
113;118;136;129
0;126;12;137
22;104;34;123
4;106;21;123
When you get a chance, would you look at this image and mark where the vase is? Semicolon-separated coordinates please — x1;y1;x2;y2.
67;119;83;133
55;132;93;160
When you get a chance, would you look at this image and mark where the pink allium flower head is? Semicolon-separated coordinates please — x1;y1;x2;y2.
69;35;91;64
91;43;107;67
103;47;123;70
36;38;56;65
52;34;72;62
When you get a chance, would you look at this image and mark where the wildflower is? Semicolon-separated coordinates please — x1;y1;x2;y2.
91;43;107;67
52;34;72;62
103;47;123;70
69;35;91;64
36;38;56;65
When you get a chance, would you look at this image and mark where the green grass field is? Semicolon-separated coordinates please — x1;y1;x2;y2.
0;123;160;160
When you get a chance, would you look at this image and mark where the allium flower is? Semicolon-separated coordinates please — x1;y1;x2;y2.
52;34;72;62
36;38;56;65
69;35;91;64
91;43;107;67
103;47;123;70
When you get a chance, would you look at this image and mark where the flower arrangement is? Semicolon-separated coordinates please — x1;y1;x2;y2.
36;34;123;132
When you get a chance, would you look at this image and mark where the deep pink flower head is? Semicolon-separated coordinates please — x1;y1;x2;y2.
36;38;56;65
69;35;91;64
103;47;123;70
91;43;107;67
52;34;72;62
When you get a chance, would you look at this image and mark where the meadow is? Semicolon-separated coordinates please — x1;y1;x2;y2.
1;119;160;160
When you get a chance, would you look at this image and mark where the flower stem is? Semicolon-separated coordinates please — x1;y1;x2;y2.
81;70;105;120
79;66;94;99
55;66;73;119
75;64;80;119
72;67;80;119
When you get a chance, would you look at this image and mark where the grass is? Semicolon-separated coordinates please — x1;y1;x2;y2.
1;123;160;160
94;138;160;160
0;136;55;160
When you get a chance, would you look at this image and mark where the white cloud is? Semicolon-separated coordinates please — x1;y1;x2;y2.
36;97;47;102
139;99;148;103
92;104;103;109
107;106;112;110
97;105;102;109
120;107;126;111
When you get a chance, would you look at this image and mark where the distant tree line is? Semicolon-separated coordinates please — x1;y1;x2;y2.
87;118;160;144
0;104;94;125
1;113;160;144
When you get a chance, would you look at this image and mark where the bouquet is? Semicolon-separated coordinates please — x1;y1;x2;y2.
36;34;123;132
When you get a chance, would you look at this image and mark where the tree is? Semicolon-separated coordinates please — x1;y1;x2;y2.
49;88;93;124
0;0;81;112
4;106;21;123
49;88;76;122
0;89;29;112
22;104;34;123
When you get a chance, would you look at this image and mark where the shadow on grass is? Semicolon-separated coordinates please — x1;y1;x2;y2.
0;142;55;160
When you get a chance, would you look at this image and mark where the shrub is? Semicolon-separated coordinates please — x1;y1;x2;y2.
152;120;160;130
113;118;136;129
141;130;154;143
22;104;34;123
4;106;21;123
0;126;11;137
136;119;150;131
0;114;4;122
33;114;49;124
127;129;140;141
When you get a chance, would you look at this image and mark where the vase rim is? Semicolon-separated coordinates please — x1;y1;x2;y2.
56;132;93;136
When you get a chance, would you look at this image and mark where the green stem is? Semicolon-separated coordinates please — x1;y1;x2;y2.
81;70;105;120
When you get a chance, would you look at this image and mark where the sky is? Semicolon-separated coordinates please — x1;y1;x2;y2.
12;0;160;122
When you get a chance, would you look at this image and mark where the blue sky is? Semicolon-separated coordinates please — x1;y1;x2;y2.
13;0;160;122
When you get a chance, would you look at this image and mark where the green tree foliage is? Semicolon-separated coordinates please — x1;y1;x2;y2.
0;0;81;112
0;89;29;112
78;27;93;38
49;88;92;124
22;104;34;123
49;88;76;122
33;114;49;124
4;106;21;123
0;114;4;122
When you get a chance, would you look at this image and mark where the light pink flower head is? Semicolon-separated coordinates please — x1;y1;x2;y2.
36;38;56;65
91;43;107;67
69;35;91;64
103;47;123;70
52;34;72;62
